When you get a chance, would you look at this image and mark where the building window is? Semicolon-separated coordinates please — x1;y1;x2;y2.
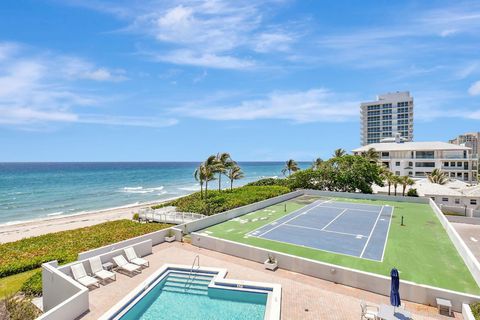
455;199;460;204
450;162;455;167
442;198;448;202
381;152;389;157
416;151;434;159
444;162;449;167
471;199;477;205
431;197;435;201
395;162;400;166
395;171;400;175
457;162;462;167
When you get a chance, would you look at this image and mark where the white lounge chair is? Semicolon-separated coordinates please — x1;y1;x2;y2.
124;247;149;268
71;263;100;289
89;256;116;284
360;301;378;320
113;255;141;276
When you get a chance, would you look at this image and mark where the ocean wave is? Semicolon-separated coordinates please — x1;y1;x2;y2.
122;186;165;194
47;211;64;216
178;185;199;191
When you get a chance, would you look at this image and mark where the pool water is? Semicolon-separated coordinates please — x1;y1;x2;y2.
119;272;267;320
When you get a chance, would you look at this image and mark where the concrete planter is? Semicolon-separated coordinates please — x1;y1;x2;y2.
164;236;176;243
264;259;278;271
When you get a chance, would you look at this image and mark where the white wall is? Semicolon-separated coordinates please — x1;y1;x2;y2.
39;262;89;320
300;189;430;203
428;199;480;288
192;233;480;312
177;190;303;234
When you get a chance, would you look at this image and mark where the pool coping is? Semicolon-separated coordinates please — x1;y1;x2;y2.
98;264;281;320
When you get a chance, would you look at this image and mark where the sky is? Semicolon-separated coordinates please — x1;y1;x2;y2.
0;0;480;162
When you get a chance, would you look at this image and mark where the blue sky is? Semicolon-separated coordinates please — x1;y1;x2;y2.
1;0;480;161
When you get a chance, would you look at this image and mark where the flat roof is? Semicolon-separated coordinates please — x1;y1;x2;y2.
353;141;471;152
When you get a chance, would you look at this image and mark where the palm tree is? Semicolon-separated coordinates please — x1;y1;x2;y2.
333;148;346;158
227;164;244;190
193;164;206;199
281;159;299;177
392;175;400;196
428;169;448;185
361;148;379;163
399;176;415;196
216;152;232;191
383;171;395;195
311;158;323;170
203;155;219;198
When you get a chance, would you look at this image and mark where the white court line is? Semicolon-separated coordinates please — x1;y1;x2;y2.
321;209;348;231
380;206;395;262
359;205;385;258
285;223;368;238
256;199;332;238
316;205;379;214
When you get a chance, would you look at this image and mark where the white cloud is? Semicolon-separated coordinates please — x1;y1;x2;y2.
153;50;255;70
73;0;299;69
468;81;480;96
173;88;358;122
0;42;175;129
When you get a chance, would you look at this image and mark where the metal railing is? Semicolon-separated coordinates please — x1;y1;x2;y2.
185;255;200;290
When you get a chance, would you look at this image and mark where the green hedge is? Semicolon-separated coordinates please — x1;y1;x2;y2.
0;220;170;278
153;185;290;215
20;272;42;297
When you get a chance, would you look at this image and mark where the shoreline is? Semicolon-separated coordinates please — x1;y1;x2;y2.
0;194;186;244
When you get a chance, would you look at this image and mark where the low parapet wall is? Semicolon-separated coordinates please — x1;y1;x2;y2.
175;190;303;234
300;189;430;204
77;227;180;261
428;199;480;288
192;233;480;312
39;261;89;320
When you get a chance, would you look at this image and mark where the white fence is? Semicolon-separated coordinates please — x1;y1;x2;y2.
139;207;205;224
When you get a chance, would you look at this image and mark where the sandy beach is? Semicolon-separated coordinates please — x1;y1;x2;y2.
0;199;177;244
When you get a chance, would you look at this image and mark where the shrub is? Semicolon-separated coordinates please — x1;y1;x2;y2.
4;295;41;320
246;178;289;188
407;188;419;197
0;220;170;278
20;271;42;297
471;302;480;320
132;213;140;221
154;185;290;215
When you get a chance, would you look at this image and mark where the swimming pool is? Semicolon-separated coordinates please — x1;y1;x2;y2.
100;265;281;320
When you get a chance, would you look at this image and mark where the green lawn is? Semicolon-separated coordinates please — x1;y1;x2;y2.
0;269;39;299
201;195;480;294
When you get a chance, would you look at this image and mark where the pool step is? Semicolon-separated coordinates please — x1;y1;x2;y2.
162;286;209;296
164;281;208;291
168;272;213;281
166;277;211;286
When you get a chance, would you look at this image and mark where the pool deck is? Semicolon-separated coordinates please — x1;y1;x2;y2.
82;241;461;320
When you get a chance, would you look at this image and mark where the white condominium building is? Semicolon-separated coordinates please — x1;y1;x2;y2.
352;141;478;183
449;132;480;158
360;91;414;146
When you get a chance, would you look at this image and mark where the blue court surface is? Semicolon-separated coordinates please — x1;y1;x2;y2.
247;199;393;261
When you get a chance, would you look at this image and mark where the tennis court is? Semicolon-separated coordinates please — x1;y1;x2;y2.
247;199;393;261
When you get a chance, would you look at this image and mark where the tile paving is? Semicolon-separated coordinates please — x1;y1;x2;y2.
82;242;462;320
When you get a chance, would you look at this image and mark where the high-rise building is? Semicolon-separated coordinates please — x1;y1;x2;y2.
360;91;414;146
449;132;480;158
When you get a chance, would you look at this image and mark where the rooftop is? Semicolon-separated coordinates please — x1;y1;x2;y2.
353;141;471;153
82;242;459;320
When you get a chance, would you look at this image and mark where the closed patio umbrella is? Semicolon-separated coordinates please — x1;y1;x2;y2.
390;268;401;309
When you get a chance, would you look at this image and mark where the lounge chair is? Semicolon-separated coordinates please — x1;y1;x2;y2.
71;263;100;289
360;301;378;320
124;247;149;267
89;256;116;284
113;255;141;276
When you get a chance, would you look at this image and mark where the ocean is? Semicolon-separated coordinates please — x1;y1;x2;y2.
0;162;307;225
